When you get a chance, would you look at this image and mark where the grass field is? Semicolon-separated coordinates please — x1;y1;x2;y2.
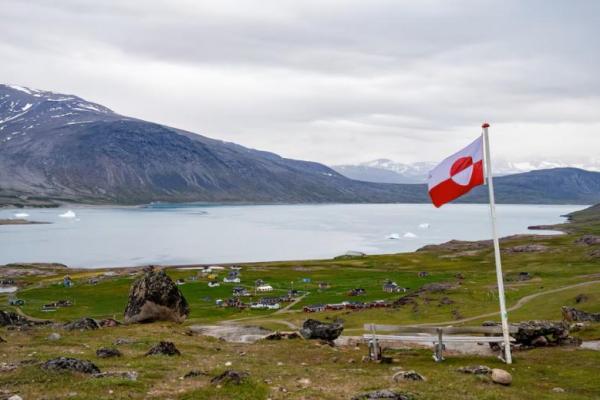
1;204;600;399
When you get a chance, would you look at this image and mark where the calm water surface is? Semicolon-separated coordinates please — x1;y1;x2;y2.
0;203;584;268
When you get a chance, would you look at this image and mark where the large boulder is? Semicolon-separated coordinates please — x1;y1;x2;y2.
124;266;189;323
299;319;343;341
562;306;600;322
145;341;180;356
491;369;512;385
351;390;415;400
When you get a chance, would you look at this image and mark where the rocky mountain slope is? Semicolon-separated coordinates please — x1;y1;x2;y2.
0;84;424;205
1;84;599;206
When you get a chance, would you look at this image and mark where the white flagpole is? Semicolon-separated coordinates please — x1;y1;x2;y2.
482;122;513;364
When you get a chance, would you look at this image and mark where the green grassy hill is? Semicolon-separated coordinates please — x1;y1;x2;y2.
2;204;600;399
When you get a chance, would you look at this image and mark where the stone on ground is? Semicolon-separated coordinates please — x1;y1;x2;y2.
93;371;138;381
351;389;416;400
63;317;99;331
491;369;512;385
42;357;100;374
210;370;249;385
299;319;343;341
96;347;122;358
457;365;492;375
392;370;426;382
47;332;61;341
123;266;189;323
145;341;180;356
562;306;600;322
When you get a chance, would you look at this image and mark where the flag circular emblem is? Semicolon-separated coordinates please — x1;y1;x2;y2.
450;156;474;186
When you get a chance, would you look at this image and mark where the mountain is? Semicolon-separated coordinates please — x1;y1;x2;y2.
332;160;435;184
1;84;599;207
332;159;600;184
0;84;425;205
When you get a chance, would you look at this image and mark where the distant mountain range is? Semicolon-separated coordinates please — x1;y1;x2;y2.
332;159;600;184
1;84;600;207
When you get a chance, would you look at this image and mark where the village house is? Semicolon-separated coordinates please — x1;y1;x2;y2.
222;298;245;308
418;271;429;278
230;265;242;270
318;282;330;290
347;288;366;296
223;271;240;283
256;284;273;292
287;289;301;297
208;281;220;288
303;304;325;313
232;287;251;297
176;279;185;286
254;279;265;287
382;280;406;293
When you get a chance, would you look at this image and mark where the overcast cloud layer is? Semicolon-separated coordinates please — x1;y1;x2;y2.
1;0;599;166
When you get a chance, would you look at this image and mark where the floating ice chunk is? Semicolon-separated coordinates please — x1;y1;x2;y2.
418;223;430;229
14;212;29;218
386;233;401;240
403;232;417;238
59;210;76;218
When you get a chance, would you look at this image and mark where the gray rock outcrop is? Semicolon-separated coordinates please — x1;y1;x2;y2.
299;319;343;341
63;317;99;331
41;357;100;374
562;306;600;322
124;267;189;323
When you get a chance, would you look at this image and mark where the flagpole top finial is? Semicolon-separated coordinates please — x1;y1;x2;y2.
482;122;490;128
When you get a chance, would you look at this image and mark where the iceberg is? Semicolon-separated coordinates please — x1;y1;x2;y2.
14;212;29;218
59;210;77;218
403;232;417;238
418;223;430;229
386;233;401;240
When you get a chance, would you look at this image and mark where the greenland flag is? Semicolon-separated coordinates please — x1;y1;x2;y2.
427;136;484;207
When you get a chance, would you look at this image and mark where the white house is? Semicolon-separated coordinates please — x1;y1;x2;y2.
208;282;220;288
256;284;273;292
223;277;241;283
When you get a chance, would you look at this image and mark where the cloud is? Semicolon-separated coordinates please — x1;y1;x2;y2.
1;0;599;165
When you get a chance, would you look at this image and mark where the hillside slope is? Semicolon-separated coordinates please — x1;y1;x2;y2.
1;84;599;206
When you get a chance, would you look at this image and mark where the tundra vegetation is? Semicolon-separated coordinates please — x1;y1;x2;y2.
1;205;600;399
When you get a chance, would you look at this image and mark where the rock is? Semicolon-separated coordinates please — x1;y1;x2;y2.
96;347;122;358
123;266;190;323
93;371;138;381
296;377;311;387
575;294;588;304
0;336;5;343
299;319;343;341
0;310;48;327
184;370;208;379
457;365;492;375
562;306;600;322
0;362;18;372
63;317;99;331
264;331;300;340
552;387;565;393
47;332;61;341
484;320;574;346
8;395;23;400
491;368;512;385
590;249;600;258
575;235;600;245
145;341;180;356
392;370;426;382
351;390;415;400
210;370;248;385
114;337;136;345
505;244;548;253
99;318;121;327
42;357;100;374
531;335;548;347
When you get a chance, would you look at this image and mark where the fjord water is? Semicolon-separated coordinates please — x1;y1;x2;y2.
0;204;584;268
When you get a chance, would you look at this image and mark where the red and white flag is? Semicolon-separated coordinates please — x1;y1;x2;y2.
427;136;484;207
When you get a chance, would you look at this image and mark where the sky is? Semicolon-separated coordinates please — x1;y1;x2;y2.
1;0;600;167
